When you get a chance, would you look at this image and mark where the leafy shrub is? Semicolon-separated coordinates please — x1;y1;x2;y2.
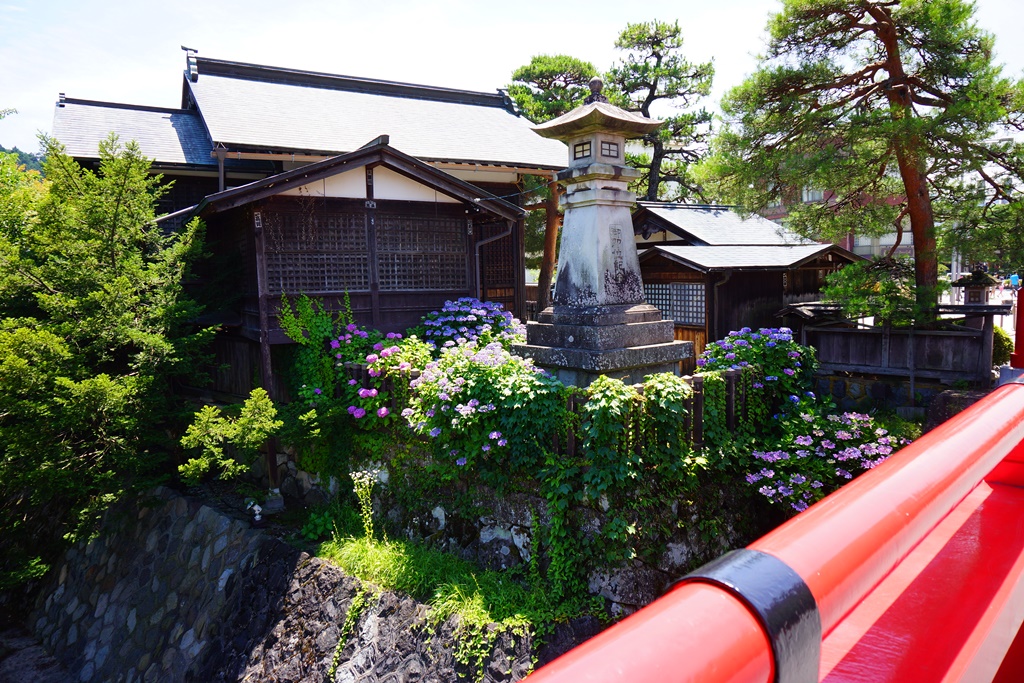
994;325;1013;366
821;256;921;324
179;388;283;485
574;374;703;563
302;497;359;541
278;293;398;476
0;138;210;586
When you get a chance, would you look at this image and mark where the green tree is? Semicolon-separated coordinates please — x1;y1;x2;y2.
0;135;210;587
702;0;1024;313
506;54;598;123
0;108;42;172
0;145;43;174
606;20;715;202
507;56;594;310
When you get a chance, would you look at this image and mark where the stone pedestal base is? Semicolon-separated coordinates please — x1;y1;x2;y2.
515;304;693;387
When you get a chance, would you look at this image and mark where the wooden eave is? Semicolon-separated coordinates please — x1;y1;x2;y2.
638;248;712;274
192;139;525;222
205;146;563;176
633;210;707;245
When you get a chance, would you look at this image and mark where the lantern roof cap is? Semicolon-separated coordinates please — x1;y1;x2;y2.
532;100;662;141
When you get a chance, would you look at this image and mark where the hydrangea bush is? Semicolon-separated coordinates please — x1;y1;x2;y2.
402;340;567;487
417;298;526;352
697;327;817;414
746;410;912;512
340;335;432;426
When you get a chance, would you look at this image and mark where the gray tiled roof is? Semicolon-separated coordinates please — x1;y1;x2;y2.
186;74;567;169
52;99;214;166
645;244;837;270
639;203;815;246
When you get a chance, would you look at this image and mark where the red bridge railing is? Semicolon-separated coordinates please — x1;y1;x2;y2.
528;382;1024;683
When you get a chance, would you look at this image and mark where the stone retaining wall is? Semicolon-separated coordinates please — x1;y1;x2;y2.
27;488;594;682
815;373;947;412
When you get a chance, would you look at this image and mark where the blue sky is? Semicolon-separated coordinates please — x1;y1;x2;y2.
2;0;1023;153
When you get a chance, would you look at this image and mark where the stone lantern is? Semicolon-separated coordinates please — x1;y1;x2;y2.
952;270;1000;305
514;79;692;386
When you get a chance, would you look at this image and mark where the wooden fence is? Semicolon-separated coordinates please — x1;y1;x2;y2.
803;305;1010;386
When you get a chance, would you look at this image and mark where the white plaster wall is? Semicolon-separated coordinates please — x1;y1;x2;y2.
280;168;366;198
373;167;459;203
442;167;518;185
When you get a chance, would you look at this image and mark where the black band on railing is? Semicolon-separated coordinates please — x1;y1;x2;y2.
673;548;821;683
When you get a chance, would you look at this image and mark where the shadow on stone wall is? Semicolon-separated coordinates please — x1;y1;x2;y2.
25;488;599;682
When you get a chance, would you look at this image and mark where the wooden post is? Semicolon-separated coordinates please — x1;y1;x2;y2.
682;375;693;448
1012;301;1024;368
365;168;381;328
252;210;280;491
979;313;995;381
536;176;561;313
881;324;891;371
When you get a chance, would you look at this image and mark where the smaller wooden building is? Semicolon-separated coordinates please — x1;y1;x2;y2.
633;202;859;370
189;137;524;398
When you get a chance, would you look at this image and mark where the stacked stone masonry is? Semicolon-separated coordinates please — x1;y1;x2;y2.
26;488;591;682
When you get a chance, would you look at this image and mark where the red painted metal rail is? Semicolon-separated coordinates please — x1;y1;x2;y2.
527;382;1024;683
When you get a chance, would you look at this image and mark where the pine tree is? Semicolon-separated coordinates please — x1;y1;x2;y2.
703;0;1024;312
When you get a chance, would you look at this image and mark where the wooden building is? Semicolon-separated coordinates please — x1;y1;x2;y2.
186;137;524;397
51;52;566;322
633;202;860;370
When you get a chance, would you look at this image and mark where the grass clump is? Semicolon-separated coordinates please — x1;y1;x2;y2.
316;530;601;680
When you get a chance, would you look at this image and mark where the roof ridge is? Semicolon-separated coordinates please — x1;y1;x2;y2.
638;201;737;210
191;57;517;112
57;97;193;115
662;243;826;248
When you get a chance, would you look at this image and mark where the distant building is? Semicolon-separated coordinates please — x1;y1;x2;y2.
759;186;912;259
633;202;860;369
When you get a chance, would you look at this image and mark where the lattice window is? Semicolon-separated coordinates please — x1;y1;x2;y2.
480;222;515;308
265;210;370;293
646;282;705;326
376;215;468;290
